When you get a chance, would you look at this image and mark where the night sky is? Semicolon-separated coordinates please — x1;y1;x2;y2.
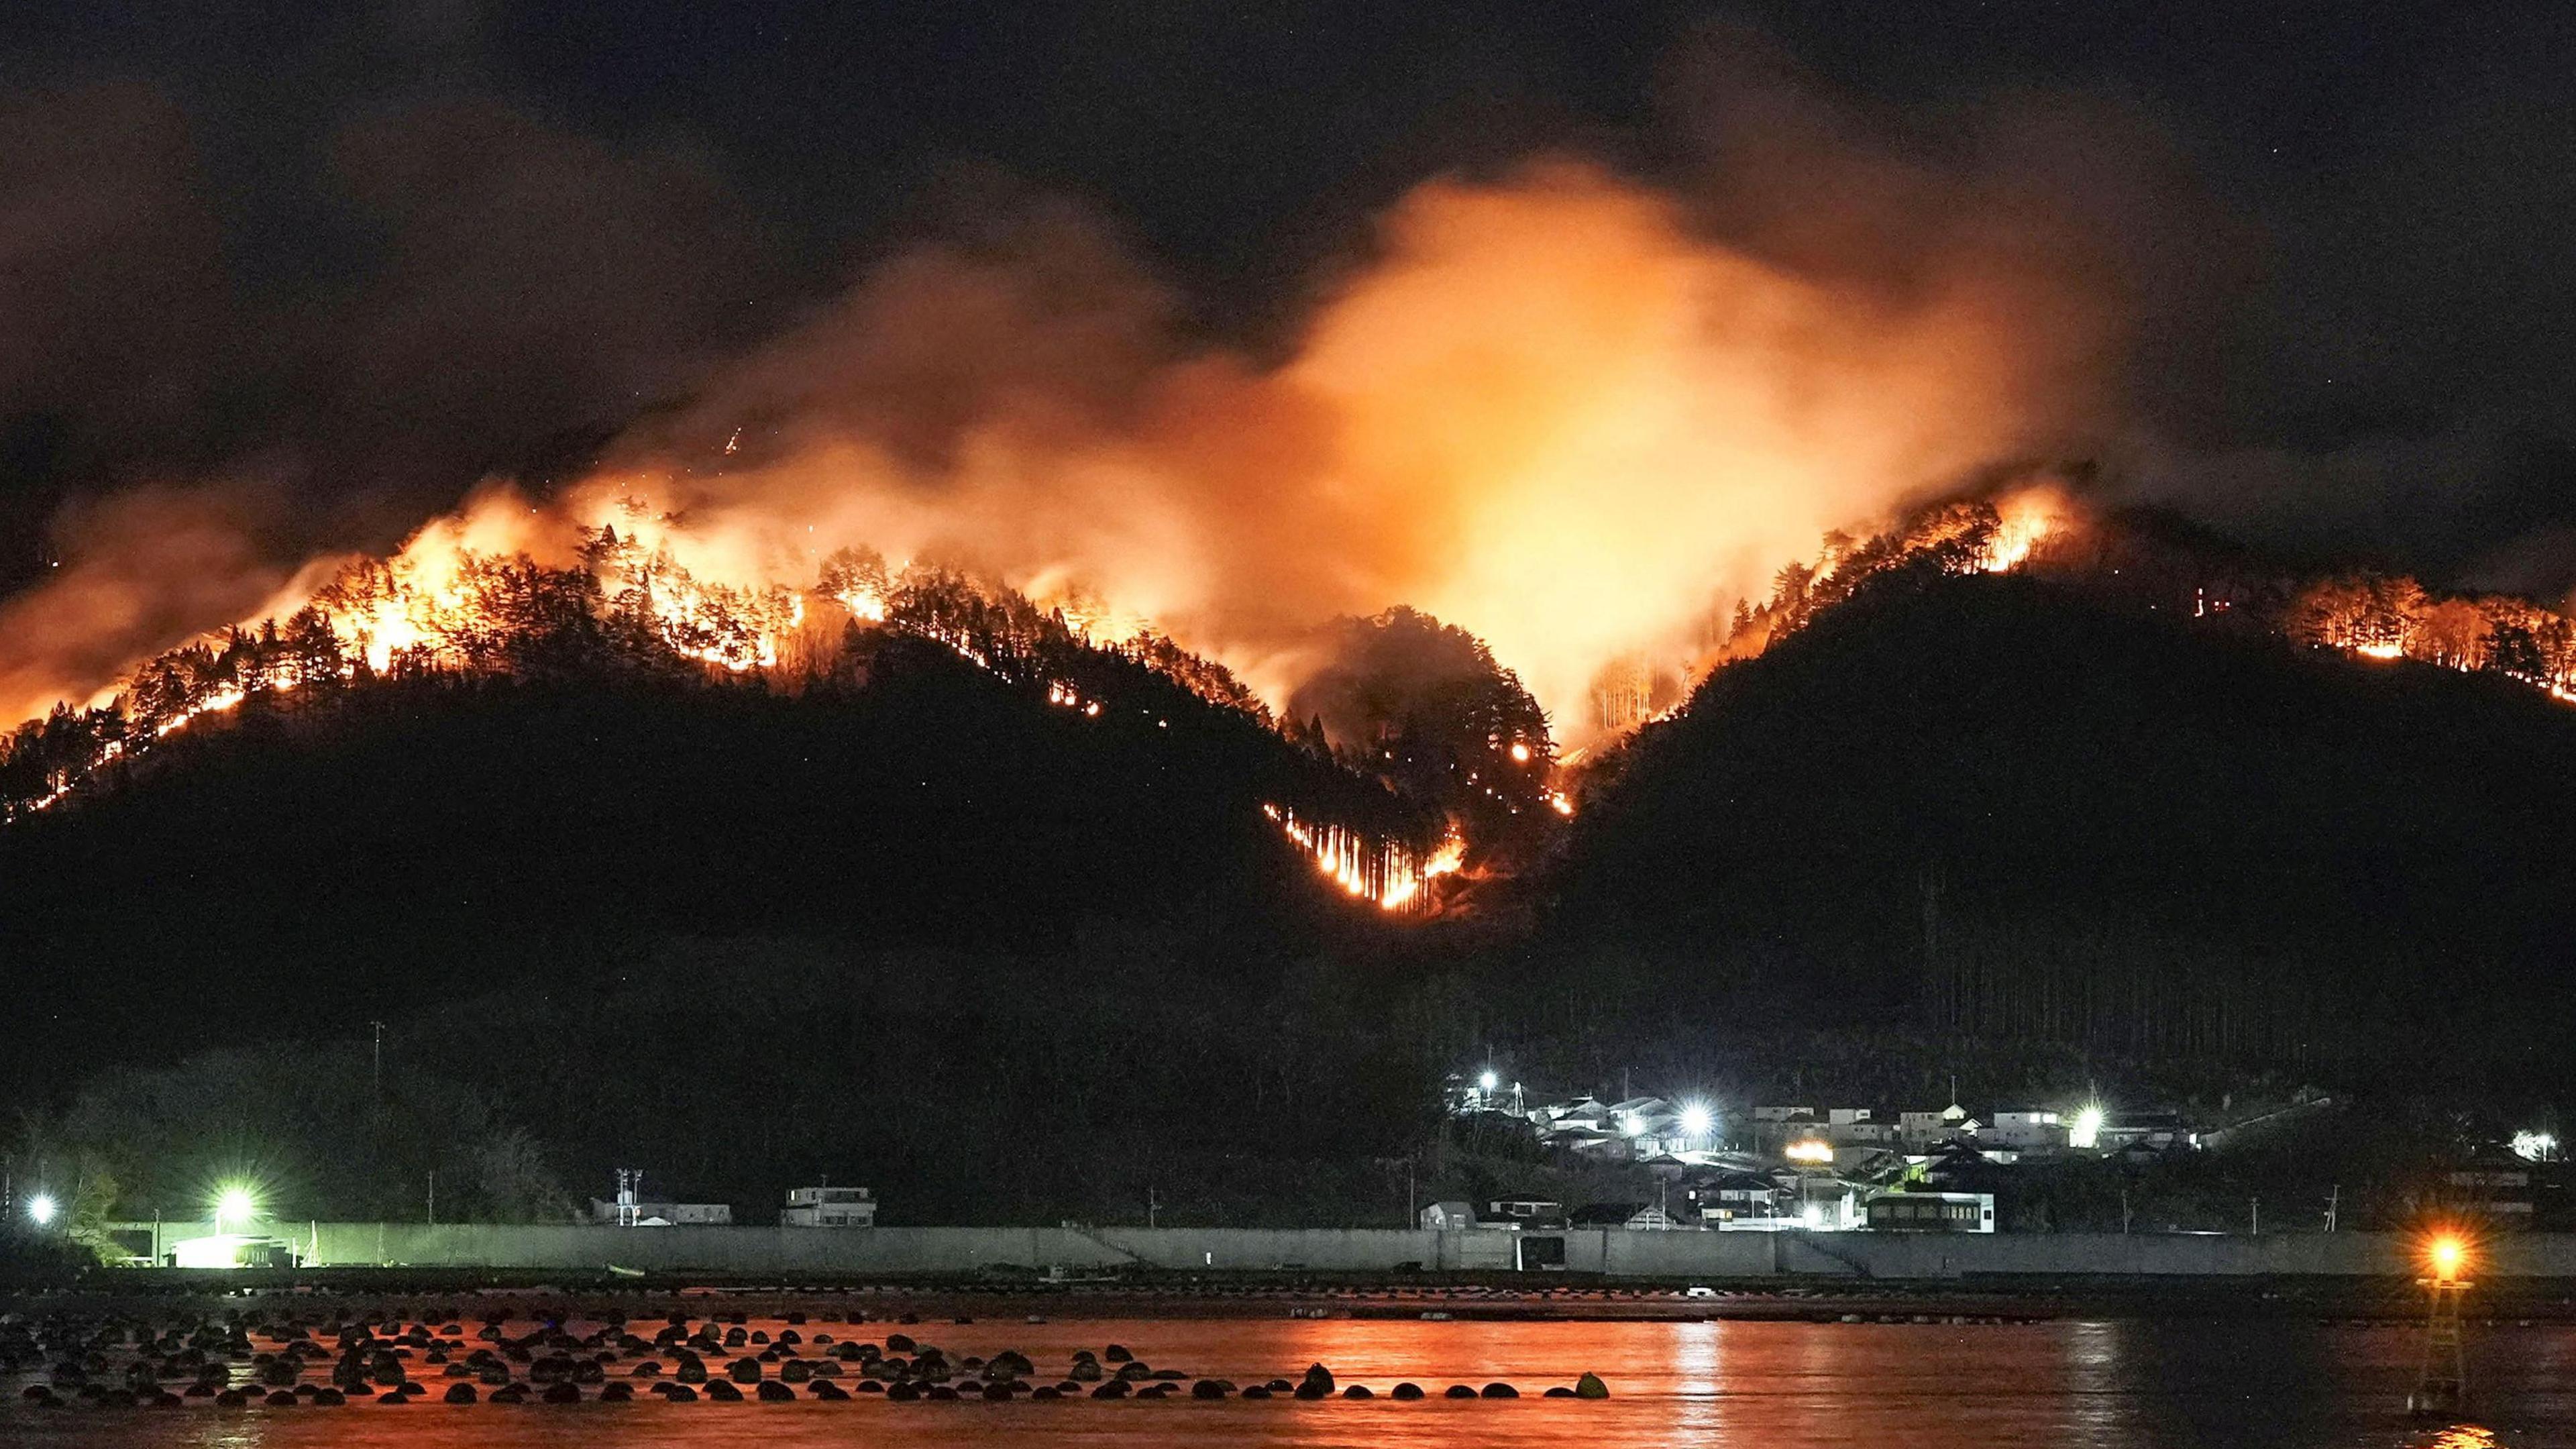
3;1;2571;594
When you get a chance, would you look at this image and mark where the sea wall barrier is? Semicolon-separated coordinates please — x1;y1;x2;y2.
106;1222;2576;1279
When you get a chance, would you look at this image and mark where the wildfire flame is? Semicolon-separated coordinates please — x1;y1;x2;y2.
1263;804;1458;914
1982;484;2070;574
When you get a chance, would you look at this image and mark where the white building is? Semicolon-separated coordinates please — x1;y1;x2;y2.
1821;1108;1896;1148
782;1186;877;1228
1983;1108;2069;1152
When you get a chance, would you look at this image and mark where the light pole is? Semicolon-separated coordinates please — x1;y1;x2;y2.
2410;1234;2473;1415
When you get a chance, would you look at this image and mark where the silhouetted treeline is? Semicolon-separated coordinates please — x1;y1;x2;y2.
17;929;1455;1228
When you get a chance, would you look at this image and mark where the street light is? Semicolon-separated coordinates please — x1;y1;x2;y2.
2428;1233;2467;1283
26;1194;56;1228
2071;1104;2106;1150
1478;1070;1499;1093
1679;1102;1715;1140
213;1185;256;1234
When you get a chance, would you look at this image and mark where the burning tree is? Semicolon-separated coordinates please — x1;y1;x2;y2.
1287;606;1554;857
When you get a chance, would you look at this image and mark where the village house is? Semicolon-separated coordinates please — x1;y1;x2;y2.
1982;1108;2071;1152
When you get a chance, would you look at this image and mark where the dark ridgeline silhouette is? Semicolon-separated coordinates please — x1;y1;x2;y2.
1542;561;2576;1073
11;492;2576;1227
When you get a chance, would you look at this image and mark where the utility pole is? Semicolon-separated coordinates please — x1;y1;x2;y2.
2325;1185;2339;1232
2250;1197;2260;1236
1147;1185;1159;1229
427;1171;435;1227
2120;1189;2132;1235
370;1022;384;1099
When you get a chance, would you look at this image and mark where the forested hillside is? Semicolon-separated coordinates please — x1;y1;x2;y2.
1539;567;2576;1075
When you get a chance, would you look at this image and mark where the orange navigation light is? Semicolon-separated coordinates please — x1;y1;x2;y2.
2428;1234;2466;1282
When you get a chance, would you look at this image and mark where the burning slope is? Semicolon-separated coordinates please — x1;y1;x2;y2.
0;131;2137;757
0;481;1464;912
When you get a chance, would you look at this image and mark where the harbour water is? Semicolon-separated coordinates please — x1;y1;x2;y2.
5;1313;2569;1447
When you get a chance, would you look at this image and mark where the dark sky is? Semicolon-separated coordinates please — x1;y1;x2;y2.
3;1;2572;596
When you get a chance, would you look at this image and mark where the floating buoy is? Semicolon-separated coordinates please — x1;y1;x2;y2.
1391;1382;1425;1400
1481;1383;1518;1399
1444;1385;1477;1399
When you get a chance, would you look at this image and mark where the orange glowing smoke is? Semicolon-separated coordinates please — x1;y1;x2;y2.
0;135;2124;755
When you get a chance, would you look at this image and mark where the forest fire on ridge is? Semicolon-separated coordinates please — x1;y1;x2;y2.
0;474;2082;914
31;461;2576;921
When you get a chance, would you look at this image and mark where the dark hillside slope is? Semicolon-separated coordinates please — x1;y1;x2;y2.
0;637;1411;1097
1543;572;2576;1071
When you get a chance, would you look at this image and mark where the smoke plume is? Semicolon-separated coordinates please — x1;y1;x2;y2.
0;49;2146;744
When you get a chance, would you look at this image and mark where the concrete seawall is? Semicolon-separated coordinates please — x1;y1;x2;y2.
112;1222;2576;1279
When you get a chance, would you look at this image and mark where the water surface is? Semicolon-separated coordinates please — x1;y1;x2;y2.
5;1313;2567;1447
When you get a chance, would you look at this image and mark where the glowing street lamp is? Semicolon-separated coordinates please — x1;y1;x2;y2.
1679;1102;1715;1141
2071;1104;2106;1151
213;1185;256;1234
1478;1070;1499;1093
2428;1234;2467;1284
26;1194;57;1228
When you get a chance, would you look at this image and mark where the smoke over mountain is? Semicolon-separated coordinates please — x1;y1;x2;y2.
0;41;2147;741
